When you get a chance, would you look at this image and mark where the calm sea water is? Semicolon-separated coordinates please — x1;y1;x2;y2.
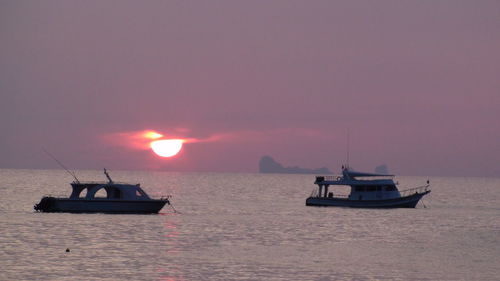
1;169;499;281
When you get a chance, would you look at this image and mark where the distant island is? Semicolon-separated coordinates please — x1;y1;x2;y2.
259;156;332;174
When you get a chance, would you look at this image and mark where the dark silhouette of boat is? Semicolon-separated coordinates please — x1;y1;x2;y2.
34;169;170;214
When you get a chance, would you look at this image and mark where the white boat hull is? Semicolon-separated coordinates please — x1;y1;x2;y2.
306;191;430;208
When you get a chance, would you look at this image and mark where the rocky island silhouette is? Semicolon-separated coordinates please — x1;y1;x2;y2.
259;156;332;174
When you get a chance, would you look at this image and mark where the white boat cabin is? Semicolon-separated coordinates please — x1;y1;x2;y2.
314;168;402;200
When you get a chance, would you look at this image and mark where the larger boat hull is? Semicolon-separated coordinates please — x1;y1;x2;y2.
34;197;169;214
306;191;430;208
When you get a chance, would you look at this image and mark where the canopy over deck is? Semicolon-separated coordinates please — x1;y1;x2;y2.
343;169;394;178
315;167;395;186
69;182;151;200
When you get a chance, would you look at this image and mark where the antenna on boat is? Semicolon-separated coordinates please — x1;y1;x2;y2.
42;148;80;183
103;168;114;184
346;129;350;169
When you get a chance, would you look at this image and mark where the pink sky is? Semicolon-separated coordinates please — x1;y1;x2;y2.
1;1;499;176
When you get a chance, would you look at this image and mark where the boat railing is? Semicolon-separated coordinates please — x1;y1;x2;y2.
399;185;430;197
309;189;349;199
317;175;342;182
315;175;394;183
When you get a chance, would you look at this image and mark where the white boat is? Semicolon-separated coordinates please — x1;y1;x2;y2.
306;167;430;208
34;169;170;214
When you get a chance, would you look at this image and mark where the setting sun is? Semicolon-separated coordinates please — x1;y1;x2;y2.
150;139;183;157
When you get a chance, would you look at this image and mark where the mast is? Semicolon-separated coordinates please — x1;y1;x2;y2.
346;129;350;169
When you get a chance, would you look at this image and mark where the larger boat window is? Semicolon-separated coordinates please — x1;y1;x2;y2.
385;185;396;191
111;188;122;199
367;186;377;192
355;186;365;192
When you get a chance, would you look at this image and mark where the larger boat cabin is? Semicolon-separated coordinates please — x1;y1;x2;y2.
314;167;401;200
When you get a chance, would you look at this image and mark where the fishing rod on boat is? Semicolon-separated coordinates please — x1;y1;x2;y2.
42;148;80;183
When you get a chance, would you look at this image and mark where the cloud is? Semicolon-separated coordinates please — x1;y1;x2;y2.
102;127;333;152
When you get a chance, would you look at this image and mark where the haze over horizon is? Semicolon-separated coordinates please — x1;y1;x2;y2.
1;1;499;177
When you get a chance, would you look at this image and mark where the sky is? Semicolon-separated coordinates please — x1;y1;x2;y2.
1;0;499;177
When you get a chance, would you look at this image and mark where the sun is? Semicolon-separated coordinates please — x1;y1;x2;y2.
150;139;183;157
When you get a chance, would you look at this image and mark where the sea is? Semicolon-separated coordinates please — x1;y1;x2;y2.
1;169;499;281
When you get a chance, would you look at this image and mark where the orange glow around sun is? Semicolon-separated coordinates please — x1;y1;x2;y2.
143;131;163;140
103;129;188;158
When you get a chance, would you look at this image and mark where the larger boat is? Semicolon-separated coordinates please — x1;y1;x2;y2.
34;169;170;214
306;166;430;208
